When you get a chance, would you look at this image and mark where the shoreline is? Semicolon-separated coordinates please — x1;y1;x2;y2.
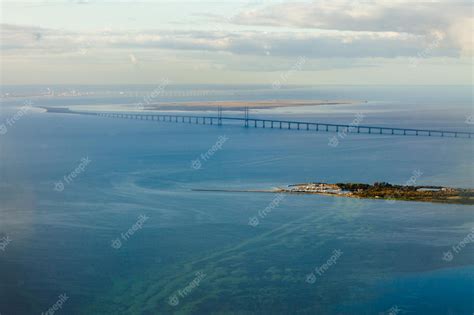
193;182;474;205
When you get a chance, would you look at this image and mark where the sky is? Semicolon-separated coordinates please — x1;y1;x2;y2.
1;0;473;85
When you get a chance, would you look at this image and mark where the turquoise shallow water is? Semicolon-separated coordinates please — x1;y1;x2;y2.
0;85;473;314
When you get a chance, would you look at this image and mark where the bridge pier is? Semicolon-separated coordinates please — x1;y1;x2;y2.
217;106;222;126
244;107;249;128
94;111;473;139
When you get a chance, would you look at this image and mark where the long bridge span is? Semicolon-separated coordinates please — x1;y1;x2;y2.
54;107;473;139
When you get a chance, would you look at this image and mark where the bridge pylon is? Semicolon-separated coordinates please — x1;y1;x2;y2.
217;106;223;126
244;107;249;128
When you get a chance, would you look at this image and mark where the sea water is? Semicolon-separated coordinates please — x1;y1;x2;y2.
0;85;473;314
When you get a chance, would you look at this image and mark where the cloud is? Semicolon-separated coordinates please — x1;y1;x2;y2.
0;24;460;59
232;0;473;56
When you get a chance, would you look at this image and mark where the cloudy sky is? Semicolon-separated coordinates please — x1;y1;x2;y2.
1;0;472;85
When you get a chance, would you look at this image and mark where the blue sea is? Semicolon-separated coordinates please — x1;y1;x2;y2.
0;85;473;314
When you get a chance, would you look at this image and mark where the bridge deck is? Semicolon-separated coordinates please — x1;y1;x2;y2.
85;111;473;139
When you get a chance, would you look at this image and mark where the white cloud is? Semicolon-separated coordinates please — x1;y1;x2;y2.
0;24;460;59
232;0;473;56
0;1;471;85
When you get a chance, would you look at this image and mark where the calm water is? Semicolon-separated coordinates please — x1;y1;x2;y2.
0;85;473;314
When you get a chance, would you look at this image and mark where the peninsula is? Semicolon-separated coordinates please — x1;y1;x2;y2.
277;182;474;205
195;182;474;205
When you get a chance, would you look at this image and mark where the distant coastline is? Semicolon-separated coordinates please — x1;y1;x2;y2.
141;100;361;111
39;99;362;114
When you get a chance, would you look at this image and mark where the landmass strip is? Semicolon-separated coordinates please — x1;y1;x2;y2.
194;182;474;205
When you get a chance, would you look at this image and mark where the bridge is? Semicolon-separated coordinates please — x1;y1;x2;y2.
55;107;473;139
